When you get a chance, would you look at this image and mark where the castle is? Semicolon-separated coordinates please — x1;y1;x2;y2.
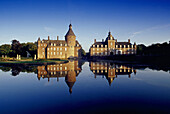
89;31;137;56
37;24;82;59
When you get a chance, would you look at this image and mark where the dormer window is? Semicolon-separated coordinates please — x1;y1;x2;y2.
97;45;99;48
60;43;62;46
120;45;122;48
124;45;125;48
105;45;107;48
93;45;95;47
54;43;56;46
51;43;53;46
101;45;103;47
65;44;67;46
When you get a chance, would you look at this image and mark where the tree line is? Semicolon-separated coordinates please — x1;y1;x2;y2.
137;41;170;56
0;40;37;57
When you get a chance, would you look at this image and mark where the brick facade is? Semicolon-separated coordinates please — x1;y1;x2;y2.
37;24;82;59
89;32;137;56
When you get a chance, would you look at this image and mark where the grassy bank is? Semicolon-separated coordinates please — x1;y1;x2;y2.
0;58;68;65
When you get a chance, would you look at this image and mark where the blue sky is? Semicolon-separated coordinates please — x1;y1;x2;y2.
0;0;170;51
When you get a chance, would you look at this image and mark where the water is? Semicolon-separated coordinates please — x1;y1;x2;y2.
0;61;170;113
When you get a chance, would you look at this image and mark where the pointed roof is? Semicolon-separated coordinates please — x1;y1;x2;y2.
66;81;75;94
65;24;76;37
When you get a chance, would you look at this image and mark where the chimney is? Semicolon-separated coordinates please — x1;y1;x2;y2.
94;39;96;43
48;36;50;40
57;36;59;40
102;39;104;42
128;39;130;43
115;39;117;43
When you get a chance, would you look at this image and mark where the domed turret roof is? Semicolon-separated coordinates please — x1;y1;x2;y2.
65;24;76;37
105;31;114;41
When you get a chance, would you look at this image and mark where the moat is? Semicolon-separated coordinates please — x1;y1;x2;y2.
0;60;170;113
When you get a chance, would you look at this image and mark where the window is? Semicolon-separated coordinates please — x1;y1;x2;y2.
60;52;62;55
42;52;44;55
65;44;67;46
51;52;52;55
44;44;45;46
54;43;56;46
57;52;59;55
54;52;56;55
51;43;53;46
111;42;112;46
51;47;52;50
97;48;99;51
97;45;99;48
60;48;62;51
101;48;103;51
105;52;107;55
65;48;67;51
57;48;59;51
54;48;56;51
101;45;103;47
93;48;95;51
120;45;122;48
48;48;49;51
41;44;43;46
60;44;62;46
93;45;95;47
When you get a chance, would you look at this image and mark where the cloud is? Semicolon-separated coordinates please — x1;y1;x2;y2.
128;24;170;39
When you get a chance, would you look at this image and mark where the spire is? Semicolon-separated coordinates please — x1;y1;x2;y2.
69;24;72;29
65;24;76;37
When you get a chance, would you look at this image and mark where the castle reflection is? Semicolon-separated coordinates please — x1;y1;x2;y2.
89;61;137;86
37;60;83;94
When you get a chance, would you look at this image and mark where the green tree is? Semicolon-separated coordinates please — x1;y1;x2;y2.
81;49;86;56
0;44;12;55
11;40;22;55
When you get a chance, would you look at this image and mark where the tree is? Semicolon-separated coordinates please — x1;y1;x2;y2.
81;49;86;57
11;40;22;55
0;44;12;55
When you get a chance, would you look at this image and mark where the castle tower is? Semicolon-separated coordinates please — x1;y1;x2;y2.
105;31;115;55
65;24;76;58
37;37;41;59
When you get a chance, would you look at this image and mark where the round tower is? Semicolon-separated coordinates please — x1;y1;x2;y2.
65;24;76;47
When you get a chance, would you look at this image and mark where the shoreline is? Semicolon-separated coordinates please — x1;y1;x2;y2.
0;59;69;66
